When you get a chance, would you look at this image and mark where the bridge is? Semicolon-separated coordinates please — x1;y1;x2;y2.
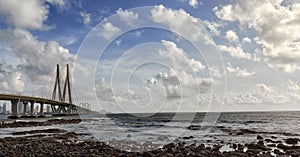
0;64;92;119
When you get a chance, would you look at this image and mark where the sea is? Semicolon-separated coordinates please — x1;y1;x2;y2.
1;111;300;151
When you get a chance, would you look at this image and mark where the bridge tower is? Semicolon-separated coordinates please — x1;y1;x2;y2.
51;64;76;115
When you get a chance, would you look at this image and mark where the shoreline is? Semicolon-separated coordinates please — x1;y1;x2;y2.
0;118;300;156
0;119;82;128
1;130;300;156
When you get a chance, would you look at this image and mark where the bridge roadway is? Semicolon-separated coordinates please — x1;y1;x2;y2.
0;93;91;118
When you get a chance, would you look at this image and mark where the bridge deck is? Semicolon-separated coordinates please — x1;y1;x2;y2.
0;94;73;106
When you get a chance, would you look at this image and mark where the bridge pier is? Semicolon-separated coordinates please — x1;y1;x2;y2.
8;100;19;119
30;101;36;117
38;103;45;118
23;101;27;115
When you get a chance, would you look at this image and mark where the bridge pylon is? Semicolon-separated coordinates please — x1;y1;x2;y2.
51;64;76;115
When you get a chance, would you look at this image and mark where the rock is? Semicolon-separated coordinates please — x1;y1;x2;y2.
277;143;291;150
257;135;263;140
141;151;154;157
187;125;201;130
232;143;237;149
271;136;277;139
286;138;300;145
257;141;264;146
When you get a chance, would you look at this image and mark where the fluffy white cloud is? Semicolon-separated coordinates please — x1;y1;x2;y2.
226;63;255;77
0;71;24;93
225;30;239;42
214;0;300;73
116;8;139;26
188;0;201;8
147;69;213;99
151;5;213;44
101;22;121;40
159;40;205;72
0;0;48;30
218;45;252;60
242;37;251;43
80;12;91;26
0;29;87;85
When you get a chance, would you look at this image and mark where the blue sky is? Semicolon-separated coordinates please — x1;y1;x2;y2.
1;0;300;112
28;0;224;53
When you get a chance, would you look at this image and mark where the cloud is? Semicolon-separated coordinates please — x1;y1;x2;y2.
101;22;121;40
151;5;213;44
0;0;49;30
225;30;239;42
188;0;201;8
218;45;252;60
226;63;255;77
0;29;87;85
147;69;213;99
281;79;300;92
214;1;300;73
116;8;139;26
159;40;205;72
46;0;67;8
230;80;300;105
0;72;24;93
208;66;223;78
242;37;251;43
115;39;122;46
80;12;91;26
204;20;222;36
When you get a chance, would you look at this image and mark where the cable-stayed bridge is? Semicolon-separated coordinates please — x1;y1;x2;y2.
0;64;93;119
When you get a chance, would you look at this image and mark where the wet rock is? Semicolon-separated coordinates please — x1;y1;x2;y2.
286;138;300;145
277;143;291;150
12;128;67;135
187;125;201;130
141;151;154;157
232;143;237;149
257;135;263;140
265;138;281;143
257;141;264;146
271;136;277;139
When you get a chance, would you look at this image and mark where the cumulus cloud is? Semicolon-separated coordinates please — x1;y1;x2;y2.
0;29;88;86
226;63;255;77
214;0;300;73
0;67;24;93
218;45;252;60
101;22;121;40
225;30;239;42
116;8;139;26
159;40;205;72
151;5;213;44
0;0;48;30
146;69;213;99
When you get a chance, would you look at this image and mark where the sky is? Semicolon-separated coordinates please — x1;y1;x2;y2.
0;0;300;113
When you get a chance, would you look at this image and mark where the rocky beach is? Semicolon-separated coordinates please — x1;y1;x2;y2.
1;117;300;157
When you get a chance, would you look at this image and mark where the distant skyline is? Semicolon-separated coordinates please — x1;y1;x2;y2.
0;0;300;113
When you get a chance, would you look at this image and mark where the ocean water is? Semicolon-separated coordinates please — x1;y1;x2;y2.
1;111;300;151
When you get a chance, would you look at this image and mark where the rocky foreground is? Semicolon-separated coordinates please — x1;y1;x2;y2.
0;119;82;128
1;129;300;157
